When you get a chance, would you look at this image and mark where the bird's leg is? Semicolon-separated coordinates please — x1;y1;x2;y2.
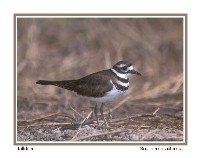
94;103;99;125
100;103;109;127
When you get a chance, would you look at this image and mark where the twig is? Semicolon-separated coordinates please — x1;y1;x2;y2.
90;124;114;130
17;122;73;128
153;107;160;115
71;111;93;140
137;125;151;130
17;112;59;123
69;104;85;119
107;96;131;113
110;114;156;123
72;129;128;141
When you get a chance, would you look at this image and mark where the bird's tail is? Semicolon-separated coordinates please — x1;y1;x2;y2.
36;80;76;90
36;80;55;85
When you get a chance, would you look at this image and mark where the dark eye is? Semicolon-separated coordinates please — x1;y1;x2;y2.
122;66;127;71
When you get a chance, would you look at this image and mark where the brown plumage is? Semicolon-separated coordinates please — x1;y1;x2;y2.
36;70;116;97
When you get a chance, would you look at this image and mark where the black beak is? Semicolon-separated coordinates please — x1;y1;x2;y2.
130;70;141;76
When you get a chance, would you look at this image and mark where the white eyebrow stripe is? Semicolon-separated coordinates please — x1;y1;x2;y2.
129;66;133;70
117;64;126;67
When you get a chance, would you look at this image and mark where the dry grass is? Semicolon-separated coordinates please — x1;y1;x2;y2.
17;18;184;142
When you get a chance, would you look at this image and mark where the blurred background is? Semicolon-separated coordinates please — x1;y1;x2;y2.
17;18;183;119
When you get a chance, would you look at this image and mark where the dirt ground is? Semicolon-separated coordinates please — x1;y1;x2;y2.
16;17;185;143
17;92;183;142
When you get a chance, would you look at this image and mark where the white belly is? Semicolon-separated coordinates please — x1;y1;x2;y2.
71;80;128;103
87;83;126;103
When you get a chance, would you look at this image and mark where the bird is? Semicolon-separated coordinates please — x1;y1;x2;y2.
36;61;141;126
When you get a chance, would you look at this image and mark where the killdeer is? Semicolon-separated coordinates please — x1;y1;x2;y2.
36;61;141;126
